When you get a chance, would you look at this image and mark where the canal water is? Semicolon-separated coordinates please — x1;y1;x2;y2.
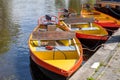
0;0;87;80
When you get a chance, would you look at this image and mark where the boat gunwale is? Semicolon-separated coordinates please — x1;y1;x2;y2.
28;16;83;77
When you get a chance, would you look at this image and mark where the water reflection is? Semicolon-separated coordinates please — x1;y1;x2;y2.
0;1;19;53
0;0;91;80
55;0;68;9
0;2;8;53
69;0;81;15
30;58;52;80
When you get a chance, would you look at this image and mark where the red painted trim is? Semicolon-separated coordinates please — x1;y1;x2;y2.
76;33;108;40
30;50;68;77
29;48;83;77
67;44;83;76
95;22;120;28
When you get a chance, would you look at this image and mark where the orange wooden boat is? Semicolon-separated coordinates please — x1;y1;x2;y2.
81;5;120;30
58;9;109;49
58;17;108;49
58;8;108;40
58;17;108;41
28;15;83;80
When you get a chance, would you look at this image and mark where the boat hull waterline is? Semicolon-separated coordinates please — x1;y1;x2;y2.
28;15;83;80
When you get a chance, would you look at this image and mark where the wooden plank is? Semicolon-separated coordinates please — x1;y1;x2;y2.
64;17;94;24
47;25;56;31
32;31;75;40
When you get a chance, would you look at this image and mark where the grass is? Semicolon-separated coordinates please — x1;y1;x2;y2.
118;43;120;47
87;77;95;80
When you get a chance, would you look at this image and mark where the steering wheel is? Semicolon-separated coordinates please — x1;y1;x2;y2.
38;15;58;25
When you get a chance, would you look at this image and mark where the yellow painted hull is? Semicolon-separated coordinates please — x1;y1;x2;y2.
28;23;83;78
59;21;108;40
81;8;120;29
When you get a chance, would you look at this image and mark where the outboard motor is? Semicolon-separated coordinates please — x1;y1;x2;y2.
45;15;53;25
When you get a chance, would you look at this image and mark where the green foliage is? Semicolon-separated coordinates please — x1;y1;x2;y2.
87;77;95;80
87;0;96;5
118;43;120;47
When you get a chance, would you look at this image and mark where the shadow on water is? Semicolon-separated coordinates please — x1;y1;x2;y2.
30;57;52;80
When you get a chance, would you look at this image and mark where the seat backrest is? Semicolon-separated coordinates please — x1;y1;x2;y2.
47;25;56;31
47;25;56;46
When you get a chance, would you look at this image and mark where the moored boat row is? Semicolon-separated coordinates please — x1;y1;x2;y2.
81;4;120;30
28;4;120;80
58;8;109;50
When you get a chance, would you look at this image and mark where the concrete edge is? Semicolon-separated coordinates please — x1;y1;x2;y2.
69;28;120;80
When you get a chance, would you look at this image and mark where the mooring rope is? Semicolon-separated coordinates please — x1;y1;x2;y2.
54;47;67;59
83;44;104;52
74;42;104;52
81;35;108;51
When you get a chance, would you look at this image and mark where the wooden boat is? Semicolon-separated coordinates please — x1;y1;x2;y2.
81;5;120;30
58;9;109;50
58;17;108;50
28;15;83;80
59;17;108;41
